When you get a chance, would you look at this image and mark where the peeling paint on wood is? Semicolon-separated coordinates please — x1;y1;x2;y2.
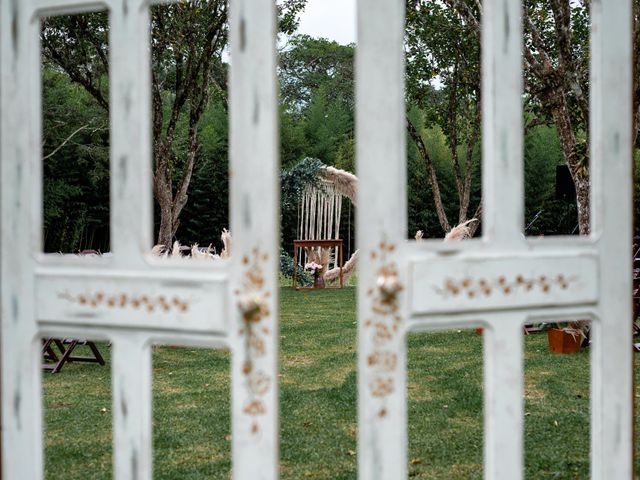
0;0;634;479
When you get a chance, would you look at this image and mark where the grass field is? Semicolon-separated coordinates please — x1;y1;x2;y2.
43;286;640;479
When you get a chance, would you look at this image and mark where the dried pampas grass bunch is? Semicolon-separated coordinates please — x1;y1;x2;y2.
304;246;332;276
324;249;359;284
220;228;232;259
443;219;478;242
320;166;358;206
151;229;231;261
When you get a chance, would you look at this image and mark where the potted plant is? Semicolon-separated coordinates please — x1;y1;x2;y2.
546;321;588;354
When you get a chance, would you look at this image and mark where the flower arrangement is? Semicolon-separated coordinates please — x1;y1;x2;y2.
305;261;324;287
304;261;323;274
303;247;332;288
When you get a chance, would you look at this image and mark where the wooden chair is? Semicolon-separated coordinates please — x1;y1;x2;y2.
42;338;106;374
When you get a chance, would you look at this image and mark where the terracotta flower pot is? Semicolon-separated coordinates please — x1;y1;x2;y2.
313;274;325;289
547;328;581;353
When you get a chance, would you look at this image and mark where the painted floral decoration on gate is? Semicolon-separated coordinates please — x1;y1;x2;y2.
364;241;403;418
236;247;272;434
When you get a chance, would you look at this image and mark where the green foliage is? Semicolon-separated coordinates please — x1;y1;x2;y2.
173;97;230;249
301;87;352;165
41;11;110;110
280;157;325;212
277;0;308;35
524;125;580;236
334;137;355;173
279;248;312;286
40;2;632;251
406;107;482;238
279;35;354;110
42;66;110;253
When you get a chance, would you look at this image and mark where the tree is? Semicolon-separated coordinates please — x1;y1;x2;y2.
278;37;357;250
278;35;355;171
42;1;307;248
279;35;355;111
405;1;483;235
444;0;640;235
41;65;110;252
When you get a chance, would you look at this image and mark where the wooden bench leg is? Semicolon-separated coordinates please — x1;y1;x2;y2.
42;339;107;373
50;340;78;374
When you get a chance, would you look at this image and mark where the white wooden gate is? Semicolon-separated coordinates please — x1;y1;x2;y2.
1;0;279;478
0;0;635;479
356;1;634;479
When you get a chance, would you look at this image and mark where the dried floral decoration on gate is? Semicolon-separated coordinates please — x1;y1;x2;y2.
58;291;190;313
365;241;403;418
433;274;575;299
236;247;272;434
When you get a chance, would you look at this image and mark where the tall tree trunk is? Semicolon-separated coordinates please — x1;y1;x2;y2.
157;203;174;249
407;118;451;233
169;128;199;240
154;146;175;248
550;94;591;235
573;170;591;235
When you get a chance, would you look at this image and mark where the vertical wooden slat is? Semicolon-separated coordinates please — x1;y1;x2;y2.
480;1;526;472
356;0;407;478
589;0;634;477
0;1;44;478
109;0;153;265
483;315;523;479
481;0;524;244
111;334;152;480
229;0;279;478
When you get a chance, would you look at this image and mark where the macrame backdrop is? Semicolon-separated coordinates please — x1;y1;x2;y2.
297;180;343;269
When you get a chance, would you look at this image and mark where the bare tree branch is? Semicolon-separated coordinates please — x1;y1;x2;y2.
406;116;451;233
43;124;88;160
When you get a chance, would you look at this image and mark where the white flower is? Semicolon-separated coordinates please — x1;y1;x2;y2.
304;261;323;271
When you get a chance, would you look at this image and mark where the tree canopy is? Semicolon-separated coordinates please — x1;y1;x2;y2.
39;1;640;254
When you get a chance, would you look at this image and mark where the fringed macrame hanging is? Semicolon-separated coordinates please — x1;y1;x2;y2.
297;180;344;269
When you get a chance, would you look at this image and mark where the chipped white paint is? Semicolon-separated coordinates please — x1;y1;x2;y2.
356;1;408;479
229;0;279;477
589;1;634;478
0;0;278;479
36;267;229;333
357;0;633;479
1;0;634;479
410;253;599;315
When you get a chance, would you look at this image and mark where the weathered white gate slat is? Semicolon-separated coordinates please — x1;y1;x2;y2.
589;1;634;477
482;314;524;478
31;1;108;16
109;0;153;267
356;0;408;478
1;0;45;477
480;1;525;477
482;0;524;246
111;334;153;480
229;0;279;478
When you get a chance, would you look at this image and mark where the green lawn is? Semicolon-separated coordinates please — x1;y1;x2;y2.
43;287;640;479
